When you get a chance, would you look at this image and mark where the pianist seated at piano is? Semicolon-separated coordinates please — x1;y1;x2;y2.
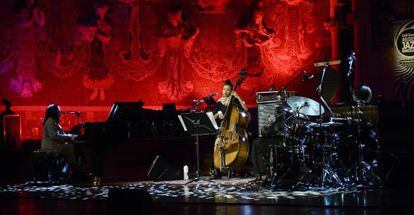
41;104;80;178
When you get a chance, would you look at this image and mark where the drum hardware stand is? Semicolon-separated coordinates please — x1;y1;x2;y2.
266;127;290;189
348;103;381;187
315;62;343;188
292;106;313;188
295;136;313;188
314;59;341;123
320;155;343;187
268;144;279;187
269;108;306;189
268;144;297;190
316;63;335;121
343;52;381;187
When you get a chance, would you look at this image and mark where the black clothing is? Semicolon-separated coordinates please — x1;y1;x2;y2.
213;97;244;125
213;97;243;114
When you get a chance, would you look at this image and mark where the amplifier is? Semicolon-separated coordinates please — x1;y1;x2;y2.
256;91;295;137
258;103;279;137
256;91;296;103
257;91;280;104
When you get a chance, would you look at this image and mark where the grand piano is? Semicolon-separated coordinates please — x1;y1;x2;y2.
72;102;186;178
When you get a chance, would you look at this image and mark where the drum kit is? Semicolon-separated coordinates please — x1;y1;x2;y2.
258;56;382;189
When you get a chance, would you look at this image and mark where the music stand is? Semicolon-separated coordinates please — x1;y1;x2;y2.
178;111;218;182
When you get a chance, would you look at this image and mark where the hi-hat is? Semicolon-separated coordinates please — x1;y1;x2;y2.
287;96;325;116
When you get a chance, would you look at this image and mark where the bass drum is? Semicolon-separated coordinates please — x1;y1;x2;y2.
300;122;343;169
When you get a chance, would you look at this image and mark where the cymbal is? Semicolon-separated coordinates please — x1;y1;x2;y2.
287;96;325;116
282;107;309;119
313;60;341;67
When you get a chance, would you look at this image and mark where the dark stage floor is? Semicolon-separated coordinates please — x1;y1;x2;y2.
1;178;413;215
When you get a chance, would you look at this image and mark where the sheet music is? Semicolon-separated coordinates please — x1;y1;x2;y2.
206;111;218;130
177;115;188;131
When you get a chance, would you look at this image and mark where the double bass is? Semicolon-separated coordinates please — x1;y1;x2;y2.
213;72;250;172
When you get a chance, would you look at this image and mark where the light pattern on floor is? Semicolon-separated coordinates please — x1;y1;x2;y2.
0;178;364;204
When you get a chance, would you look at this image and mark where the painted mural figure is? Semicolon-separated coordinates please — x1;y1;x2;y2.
234;1;274;48
158;9;199;101
196;0;230;14
234;1;275;94
118;0;150;61
0;0;45;97
260;0;325;81
103;0;157;83
83;4;114;101
38;0;90;79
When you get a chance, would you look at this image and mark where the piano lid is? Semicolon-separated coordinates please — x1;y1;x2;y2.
106;102;145;122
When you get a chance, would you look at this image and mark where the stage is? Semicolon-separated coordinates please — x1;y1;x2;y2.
0;177;413;214
1;0;414;214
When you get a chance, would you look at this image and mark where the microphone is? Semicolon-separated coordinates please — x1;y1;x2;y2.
193;92;218;103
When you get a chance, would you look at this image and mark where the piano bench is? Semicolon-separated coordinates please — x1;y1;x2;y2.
32;150;68;182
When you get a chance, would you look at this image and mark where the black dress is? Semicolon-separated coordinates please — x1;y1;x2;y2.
213;97;244;125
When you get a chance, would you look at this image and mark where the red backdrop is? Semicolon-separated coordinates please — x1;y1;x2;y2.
0;0;331;138
0;0;331;107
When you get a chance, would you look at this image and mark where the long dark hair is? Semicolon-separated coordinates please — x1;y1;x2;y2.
42;104;60;125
